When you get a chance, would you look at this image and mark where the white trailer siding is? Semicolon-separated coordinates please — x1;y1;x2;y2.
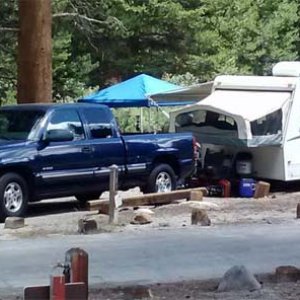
200;145;286;180
250;147;285;180
282;79;300;180
284;141;300;180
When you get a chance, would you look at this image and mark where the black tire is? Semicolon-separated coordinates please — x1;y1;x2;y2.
0;173;29;221
75;192;101;203
146;164;176;193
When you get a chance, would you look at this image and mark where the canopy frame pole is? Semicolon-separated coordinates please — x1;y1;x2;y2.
149;107;152;132
140;107;143;133
158;105;170;119
148;97;170;119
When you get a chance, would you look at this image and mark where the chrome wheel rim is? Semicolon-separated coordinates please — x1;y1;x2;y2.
155;172;172;193
4;182;23;213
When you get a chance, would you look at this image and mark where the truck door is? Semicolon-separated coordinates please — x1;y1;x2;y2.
36;108;96;195
80;107;126;187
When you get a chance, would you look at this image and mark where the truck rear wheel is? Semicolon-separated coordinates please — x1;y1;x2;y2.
0;173;28;221
146;164;176;193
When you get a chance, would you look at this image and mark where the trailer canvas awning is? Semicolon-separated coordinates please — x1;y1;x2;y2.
149;81;213;104
170;89;292;147
197;90;291;122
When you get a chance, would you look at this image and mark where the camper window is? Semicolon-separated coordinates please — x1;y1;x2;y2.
176;110;237;131
250;109;282;136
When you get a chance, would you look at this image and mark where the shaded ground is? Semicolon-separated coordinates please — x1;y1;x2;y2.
90;277;300;300
1;188;300;299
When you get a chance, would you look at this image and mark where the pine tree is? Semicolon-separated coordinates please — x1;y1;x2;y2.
17;0;52;103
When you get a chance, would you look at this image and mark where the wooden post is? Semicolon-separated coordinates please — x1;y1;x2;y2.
50;275;65;300
64;248;88;300
297;203;300;219
254;181;270;198
109;165;119;224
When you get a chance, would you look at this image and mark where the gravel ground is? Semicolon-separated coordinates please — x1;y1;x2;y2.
1;188;300;299
89;279;300;300
1;188;300;239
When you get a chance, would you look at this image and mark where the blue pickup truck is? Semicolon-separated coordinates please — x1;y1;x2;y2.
0;103;195;220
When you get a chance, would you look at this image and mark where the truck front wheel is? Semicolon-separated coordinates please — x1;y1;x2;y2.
0;173;28;221
146;164;176;193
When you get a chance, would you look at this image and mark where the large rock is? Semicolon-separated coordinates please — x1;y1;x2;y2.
78;218;97;234
134;208;154;215
218;265;261;292
4;217;25;229
191;208;211;226
131;212;152;225
275;265;300;282
181;201;219;210
122;286;153;300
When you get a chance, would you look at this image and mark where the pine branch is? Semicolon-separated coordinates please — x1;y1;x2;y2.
52;12;107;25
0;27;19;32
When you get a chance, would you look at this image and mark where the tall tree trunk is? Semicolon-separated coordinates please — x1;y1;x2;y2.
17;0;52;104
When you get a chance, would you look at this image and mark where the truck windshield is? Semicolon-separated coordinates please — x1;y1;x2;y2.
0;110;45;140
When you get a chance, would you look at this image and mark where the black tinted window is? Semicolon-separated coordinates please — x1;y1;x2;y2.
0;110;45;140
83;108;113;139
47;109;84;140
251;109;282;136
176;110;237;130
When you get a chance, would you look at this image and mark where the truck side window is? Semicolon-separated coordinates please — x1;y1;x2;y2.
47;110;85;140
83;108;113;139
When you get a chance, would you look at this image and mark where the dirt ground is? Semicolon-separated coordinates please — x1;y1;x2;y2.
1;187;300;299
89;278;300;300
1;188;300;239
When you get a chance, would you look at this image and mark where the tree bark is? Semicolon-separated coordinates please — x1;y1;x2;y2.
18;0;52;103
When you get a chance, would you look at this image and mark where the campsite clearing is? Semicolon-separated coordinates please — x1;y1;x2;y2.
1;187;300;238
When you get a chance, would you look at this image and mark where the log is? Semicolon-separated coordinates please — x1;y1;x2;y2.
189;190;203;201
122;188;207;207
87;188;208;211
254;181;270;199
86;199;109;213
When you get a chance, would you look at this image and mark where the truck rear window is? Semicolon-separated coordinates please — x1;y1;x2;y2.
0;110;45;140
82;108;113;139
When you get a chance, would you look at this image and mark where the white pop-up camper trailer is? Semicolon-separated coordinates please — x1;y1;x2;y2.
169;61;300;181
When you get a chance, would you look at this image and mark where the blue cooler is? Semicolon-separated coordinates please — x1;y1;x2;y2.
239;178;256;197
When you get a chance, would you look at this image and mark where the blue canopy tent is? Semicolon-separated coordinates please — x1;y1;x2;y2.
79;74;200;133
79;74;186;107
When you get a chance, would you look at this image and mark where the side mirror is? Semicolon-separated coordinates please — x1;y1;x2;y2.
44;129;74;143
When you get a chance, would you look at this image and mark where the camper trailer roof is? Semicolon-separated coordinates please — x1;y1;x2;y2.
214;75;297;92
272;61;300;77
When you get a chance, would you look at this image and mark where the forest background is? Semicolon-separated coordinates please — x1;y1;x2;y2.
0;0;299;132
